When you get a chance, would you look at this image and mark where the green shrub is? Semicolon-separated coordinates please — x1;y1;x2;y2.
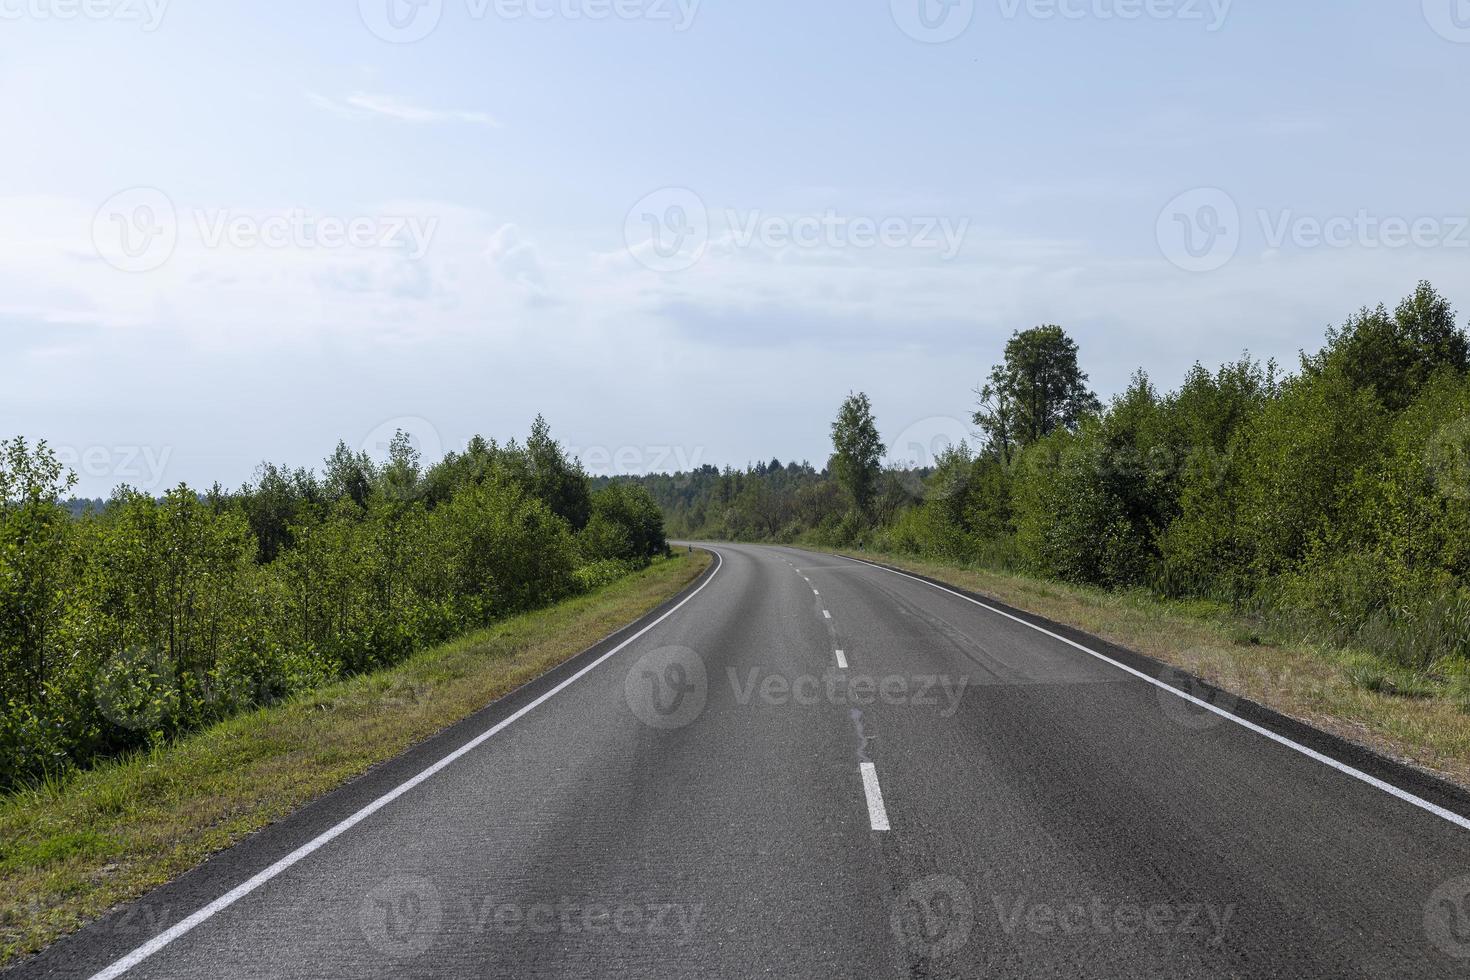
574;558;636;593
0;420;659;791
580;484;667;563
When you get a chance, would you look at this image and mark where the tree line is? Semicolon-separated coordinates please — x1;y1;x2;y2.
625;282;1470;674
0;418;667;790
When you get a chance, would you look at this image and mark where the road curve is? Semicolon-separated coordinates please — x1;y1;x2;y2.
15;543;1470;978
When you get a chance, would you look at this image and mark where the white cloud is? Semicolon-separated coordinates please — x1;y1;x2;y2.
307;92;499;127
0;195;549;348
486;223;549;296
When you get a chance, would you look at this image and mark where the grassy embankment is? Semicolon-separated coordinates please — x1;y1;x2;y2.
834;548;1470;790
0;550;710;967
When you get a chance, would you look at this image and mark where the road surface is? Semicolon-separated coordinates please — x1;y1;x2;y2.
17;543;1470;978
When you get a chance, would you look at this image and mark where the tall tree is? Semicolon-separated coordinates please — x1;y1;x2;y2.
526;415;592;531
1305;281;1468;412
973;324;1100;462
323;441;376;510
830;392;885;517
379;430;423;504
0;438;75;702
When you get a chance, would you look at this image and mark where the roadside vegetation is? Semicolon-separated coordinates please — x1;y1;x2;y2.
838;550;1470;788
0;417;668;792
626;282;1470;760
0;549;708;965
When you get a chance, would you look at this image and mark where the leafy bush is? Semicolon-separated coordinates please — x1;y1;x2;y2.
573;558;637;593
0;419;662;791
579;484;667;563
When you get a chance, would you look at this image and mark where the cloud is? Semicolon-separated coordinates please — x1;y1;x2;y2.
307;92;499;127
486;224;547;290
0;193;556;351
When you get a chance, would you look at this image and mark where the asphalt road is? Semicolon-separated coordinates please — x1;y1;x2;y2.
17;543;1470;978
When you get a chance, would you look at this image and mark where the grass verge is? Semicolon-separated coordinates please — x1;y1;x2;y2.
0;550;710;967
834;548;1470;792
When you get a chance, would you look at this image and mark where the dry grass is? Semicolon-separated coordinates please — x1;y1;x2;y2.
0;551;710;967
837;549;1470;791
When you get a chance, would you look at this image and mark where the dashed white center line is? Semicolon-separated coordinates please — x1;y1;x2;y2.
834;649;848;669
823;610;831;619
859;762;891;831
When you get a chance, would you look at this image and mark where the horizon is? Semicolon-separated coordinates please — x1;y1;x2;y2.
31;294;1418;500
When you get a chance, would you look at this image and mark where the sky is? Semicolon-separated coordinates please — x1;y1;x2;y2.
4;0;1470;496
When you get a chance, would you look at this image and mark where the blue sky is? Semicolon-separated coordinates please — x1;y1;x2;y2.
4;1;1470;495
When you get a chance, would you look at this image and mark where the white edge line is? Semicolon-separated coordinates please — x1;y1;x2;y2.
835;649;849;669
860;762;891;831
837;553;1470;833
87;550;726;980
